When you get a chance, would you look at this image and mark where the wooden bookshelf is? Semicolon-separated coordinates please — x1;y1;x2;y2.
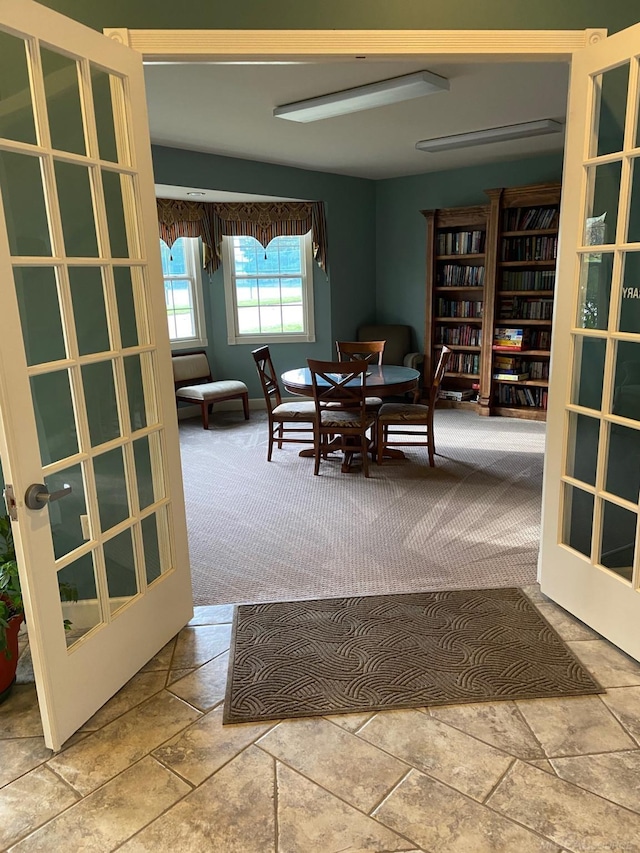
422;182;561;420
421;204;489;409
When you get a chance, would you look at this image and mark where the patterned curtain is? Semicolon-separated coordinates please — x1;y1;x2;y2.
156;198;327;275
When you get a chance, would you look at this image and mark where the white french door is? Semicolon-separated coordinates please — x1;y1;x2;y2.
541;21;640;660
0;0;192;750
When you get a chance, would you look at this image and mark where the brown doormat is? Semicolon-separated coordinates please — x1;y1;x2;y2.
223;588;603;724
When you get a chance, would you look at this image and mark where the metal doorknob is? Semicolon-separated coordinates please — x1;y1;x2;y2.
25;483;72;510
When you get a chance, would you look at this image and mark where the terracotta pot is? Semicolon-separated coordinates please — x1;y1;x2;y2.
0;611;24;704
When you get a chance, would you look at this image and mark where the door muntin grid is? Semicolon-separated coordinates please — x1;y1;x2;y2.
0;28;174;648
560;57;640;588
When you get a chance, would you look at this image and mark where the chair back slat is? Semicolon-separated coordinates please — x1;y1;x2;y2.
307;359;369;413
430;345;452;406
336;340;385;365
252;346;283;412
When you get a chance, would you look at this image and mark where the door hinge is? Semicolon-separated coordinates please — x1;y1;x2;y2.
3;484;18;521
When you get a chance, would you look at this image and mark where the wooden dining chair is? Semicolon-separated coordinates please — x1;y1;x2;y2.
336;340;385;411
307;358;377;477
252;346;316;461
376;346;452;467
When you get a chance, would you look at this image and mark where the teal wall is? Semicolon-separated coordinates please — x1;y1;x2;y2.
152;146;376;395
37;0;640;35
375;153;565;353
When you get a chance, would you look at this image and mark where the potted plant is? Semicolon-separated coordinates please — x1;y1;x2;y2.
0;514;24;704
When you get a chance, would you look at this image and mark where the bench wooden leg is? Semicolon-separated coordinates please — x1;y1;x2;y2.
241;392;250;420
201;402;210;430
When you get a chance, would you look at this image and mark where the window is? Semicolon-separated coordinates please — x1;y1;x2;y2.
221;232;315;345
160;237;208;350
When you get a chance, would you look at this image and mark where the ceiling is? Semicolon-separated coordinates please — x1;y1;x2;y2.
144;59;570;183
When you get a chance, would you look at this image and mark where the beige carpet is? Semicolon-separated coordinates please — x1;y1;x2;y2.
179;408;546;606
224;588;602;724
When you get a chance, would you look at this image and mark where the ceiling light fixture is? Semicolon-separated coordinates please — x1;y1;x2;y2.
415;119;564;153
187;191;206;196
274;70;449;123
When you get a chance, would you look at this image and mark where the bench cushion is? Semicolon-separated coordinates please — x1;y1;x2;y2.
176;380;248;402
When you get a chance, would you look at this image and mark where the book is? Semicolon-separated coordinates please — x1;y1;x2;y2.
440;389;475;401
493;372;529;381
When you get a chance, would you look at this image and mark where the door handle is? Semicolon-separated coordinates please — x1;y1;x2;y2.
25;483;72;510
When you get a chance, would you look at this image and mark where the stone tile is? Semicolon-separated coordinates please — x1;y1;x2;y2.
324;711;376;733
0;685;43;738
139;638;177;672
429;701;545;760
534;604;599;641
601;686;640;745
551;750;640;814
488;759;640;851
528;759;556;774
521;585;551;605
277;761;415;853
166;668;195;686
258;716;408;812
359;709;513;801
47;691;201;795
171;624;232;669
374;768;558;853
153;704;273;786
9;757;189;853
0;738;51;788
118;746;275;852
79;671;167;731
0;766;79;850
516;695;635;757
568;639;640;688
167;651;228;711
188;604;235;625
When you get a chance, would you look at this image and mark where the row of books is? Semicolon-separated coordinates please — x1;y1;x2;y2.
435;325;482;346
447;352;480;374
495;384;548;409
437;229;486;255
502;206;559;232
500;270;555;291
436;299;483;318
499;297;554;320
501;235;558;262
437;264;485;287
493;327;553;351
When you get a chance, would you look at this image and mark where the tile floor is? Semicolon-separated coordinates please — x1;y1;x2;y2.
1;586;640;852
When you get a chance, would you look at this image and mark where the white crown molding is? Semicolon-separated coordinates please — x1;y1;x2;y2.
102;28;608;63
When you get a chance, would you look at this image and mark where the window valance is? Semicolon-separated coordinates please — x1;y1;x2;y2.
156;198;327;274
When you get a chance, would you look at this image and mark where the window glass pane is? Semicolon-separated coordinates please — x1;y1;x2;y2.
30;370;78;465
41;48;85;156
576;253;612;330
124;354;146;431
619;253;640;334
566;412;599;487
94;447;129;532
82;360;120;446
562;484;594;558
593;63;629;157
54;161;98;257
102;169;130;258
45;463;87;560
571;336;606;411
0;32;36;144
165;279;195;340
91;66;119;163
69;267;110;355
58;553;101;647
104;528;138;614
114;267;139;348
160;239;187;275
233;236;258;273
584;162;622;246
134;432;164;510
0;152;51;256
628;158;640;243
606;422;640;503
14;267;66;365
599;500;636;582
612;341;640;422
141;513;162;584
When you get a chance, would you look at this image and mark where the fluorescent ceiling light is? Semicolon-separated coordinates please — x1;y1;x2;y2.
274;70;449;123
415;119;564;153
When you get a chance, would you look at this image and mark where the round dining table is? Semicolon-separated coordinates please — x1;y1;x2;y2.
281;364;421;468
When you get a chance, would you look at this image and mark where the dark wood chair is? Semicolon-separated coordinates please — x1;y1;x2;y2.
307;358;377;477
376;346;452;467
336;340;385;411
172;350;249;430
252;346;316;461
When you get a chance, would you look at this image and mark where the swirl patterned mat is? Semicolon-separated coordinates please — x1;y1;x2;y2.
223;587;603;724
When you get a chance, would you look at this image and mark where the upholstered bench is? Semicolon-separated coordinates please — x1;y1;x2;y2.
172;350;249;430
